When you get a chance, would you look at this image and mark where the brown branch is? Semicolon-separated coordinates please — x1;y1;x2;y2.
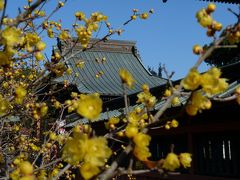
99;144;133;180
53;163;71;180
10;0;47;27
211;94;237;102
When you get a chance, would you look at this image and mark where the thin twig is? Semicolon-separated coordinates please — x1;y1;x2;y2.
53;163;71;180
211;94;237;102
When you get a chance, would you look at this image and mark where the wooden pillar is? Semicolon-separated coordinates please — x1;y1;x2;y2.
188;132;194;174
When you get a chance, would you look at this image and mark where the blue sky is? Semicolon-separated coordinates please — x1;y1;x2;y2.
7;0;239;79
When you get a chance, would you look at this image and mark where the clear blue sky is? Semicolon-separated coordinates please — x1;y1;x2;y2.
7;0;239;79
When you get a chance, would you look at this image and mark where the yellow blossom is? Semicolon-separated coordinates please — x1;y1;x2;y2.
19;175;35;180
83;136;112;167
128;111;140;125
181;68;201;90
140;12;148;19
63;133;111;178
125;125;138;138
75;11;85;21
49;132;57;140
76;93;102;121
164;89;172;97
24;33;40;47
15;86;27;104
0;95;9;115
35;52;44;61
62;134;86;165
47;28;54;38
59;30;70;40
133;133;151;161
15;86;27;97
119;68;135;88
171;96;180;106
133;132;151;148
1;27;23;47
37;170;47;180
0;51;11;66
80;163;100;180
19;161;33;175
58;1;64;7
186;91;211;116
201;67;228;95
134;145;151;161
53;101;61;109
10;168;20;180
40;104;48;117
179;153;192;168
0;0;4;10
105;117;120;129
196;8;213;28
137;91;156;108
163;153;180;171
109;117;120;124
66;68;72;75
36;41;46;51
171;119;179;128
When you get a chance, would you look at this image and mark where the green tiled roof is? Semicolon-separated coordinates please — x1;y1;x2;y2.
56;39;166;96
65;80;240;127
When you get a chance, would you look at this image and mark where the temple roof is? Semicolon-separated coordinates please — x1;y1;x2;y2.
65;80;240;127
55;39;166;96
199;0;240;4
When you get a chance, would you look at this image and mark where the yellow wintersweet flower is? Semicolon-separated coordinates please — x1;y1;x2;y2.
181;68;201;90
76;93;102;121
179;153;192;168
83;137;112;167
134;145;151;161
25;33;40;47
171;119;179;128
0;95;9;115
140;12;149;19
1;27;23;47
164;89;172;97
119;68;135;88
0;51;11;66
133;132;151;148
63;133;111;169
125;125;138;138
137;91;156;108
15;86;27;104
0;0;4;10
38;170;47;180
133;132;151;161
75;11;85;21
171;96;180;106
186;91;211;116
62;134;86;165
59;30;70;40
201;67;228;95
105;117;120;129
80;162;100;180
10;168;21;180
128;111;140;125
36;41;46;51
162;153;180;171
109;117;120;124
186;104;198;116
19;161;33;175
